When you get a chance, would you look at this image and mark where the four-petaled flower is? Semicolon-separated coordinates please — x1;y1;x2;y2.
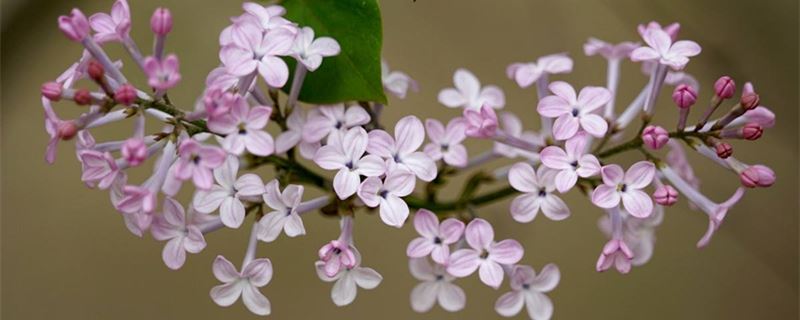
275;107;321;158
292;26;341;71
220;23;294;87
175;137;227;190
508;163;570;223
151;198;214;270
193;156;265;228
630;28;701;70
495;264;560;320
209;255;273;316
447;218;524;288
539;132;601;193
506;54;573;88
438;68;505;109
591;161;656;218
143;54;182;90
367;116;437;182
78;149;121;189
207;94;275;156
89;0;131;43
315;249;383;306
314;127;387;199
257;180;306;242
537;81;611;140
303;104;371;143
596;238;633;274
409;258;466;313
406;209;465;264
357;170;416;228
423;118;468;167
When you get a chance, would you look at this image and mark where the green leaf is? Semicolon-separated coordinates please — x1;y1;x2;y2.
281;0;387;104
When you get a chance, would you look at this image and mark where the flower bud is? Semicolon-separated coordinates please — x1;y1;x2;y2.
463;105;498;138
653;185;678;206
74;89;92;105
641;125;669;150
58;9;90;42
740;165;775;188
741;123;763;140
122;138;148;167
715;142;733;159
114;84;137;106
41;82;63;101
150;8;173;36
672;84;697;109
57;121;78;140
713;76;735;99
88;60;105;81
740;92;760;110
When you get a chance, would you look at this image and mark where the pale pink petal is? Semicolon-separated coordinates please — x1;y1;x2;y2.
630;47;660;62
413;209;439;238
352;267;382;289
495;291;525;317
242;258;273;287
547;81;577;104
438;282;466;311
489;239;524;264
257;211;285;242
576;155;601;177
381;169;416;196
600;164;625;185
624;161;656;189
541;196;570;221
525;291;554;320
439;219;465;243
241;284;271;315
258;56;289;87
453;69;480;99
380;195;409;228
212;255;240;282
479;85;505;108
210;282;243;307
478;261;505;288
356;177;381;207
554;170;578;193
446;249;481;277
579;114;609;137
443;144;468;167
511;194;542;223
536;96;572;118
408;257;436;281
333;169;360;199
395;116;425;155
283;213;306;237
331;276;357;306
669;40;701;58
465;218;494;250
162;237;187;270
530;263;561;292
343;106;371;127
577;87;611;112
220;46;257;76
591;185;621;208
235;174;265;198
220;197;245;228
425;119;445;143
621;190;654;218
539;147;572;170
244;130;274;156
643;28;672;54
355;154;386;177
410;282;438;312
508;162;540;193
366;130;396;158
552;114;580;140
407;237;435;258
438;89;467;108
402;152;437;182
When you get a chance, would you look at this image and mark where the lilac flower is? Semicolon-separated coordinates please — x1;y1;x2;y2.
292;26;340;71
315;248;382;306
409;258;465;312
423;118;468;167
151;198;214;270
303;104;370;143
193;156;265;228
174;137;227;189
367;116;437;182
143;54;181;90
630;28;701;70
89;0;131;43
275;108;321;158
318;216;358;277
58;9;90;42
219;23;294;87
583;38;639;60
241;2;293;31
638;21;680;41
357;170;416;228
508;163;570;222
438;68;505;109
537;81;611;140
539;133;601;193
43;99;78;164
596;238;633;274
495;264;560;320
210;255;273;316
406;209;465;264
256;180;306;242
591;161;656;218
382;60;418;99
598;206;665;268
207;95;274;156
314;127;386;199
447;219;524;288
493;112;544;160
506;54;573;88
121;138;147;167
78;150;122;189
463;105;499;138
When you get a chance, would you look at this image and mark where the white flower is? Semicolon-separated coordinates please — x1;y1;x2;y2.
409;258;465;313
257;180;306;242
315;249;383;306
495;264;560;320
193;156;265;228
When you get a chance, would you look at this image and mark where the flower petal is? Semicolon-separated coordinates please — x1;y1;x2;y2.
465;218;494;250
510;193;542;223
438;282;466;312
410;282;438;312
413;209;439;238
621;190;654;218
331;275;357;306
241;284;271;315
495;291;524;317
489;239;524;265
624;161;656;189
446;249;481;277
591;185;621;209
552;114;580;140
210;282;243;307
579;114;609;137
478;261;505;288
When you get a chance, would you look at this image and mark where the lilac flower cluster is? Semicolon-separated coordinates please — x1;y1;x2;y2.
43;2;776;318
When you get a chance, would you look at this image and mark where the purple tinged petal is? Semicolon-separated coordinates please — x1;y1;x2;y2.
508;162;540;193
479;85;506;108
439;218;465;243
539;146;572;170
580;114;609;137
465;218;494;250
331;275;357;306
413;209;439;238
212;255;240;282
621;190;654;218
395;116;425;155
333;169;360;199
624;161;656;189
525;291;554;320
242;258;273;287
446;249;481;277
343;106;371;128
577;86;612;112
489;239;524;264
541;195;570;221
402;152;437;182
366;130;396;158
241;284;271;315
425;118;446;143
495;291;525;317
576;155;601;177
235;174;265;198
453;69;480;100
552;114;580;140
536;96;572;118
511;193;542;223
554;170;578;193
380;195;409;228
384;170;416;196
356;177;381;207
630;47;660;62
408;257;436;281
600;164;625;185
257;211;286;242
258;56;289;87
352;267;382;289
406;237;435;258
592;185;621;208
162;237;187;270
547;81;577;104
210;282;243;307
478;261;505;288
530;263;561;292
438;88;467;108
410;282;438;312
438;282;466;311
443;144;468;167
220;197;245;228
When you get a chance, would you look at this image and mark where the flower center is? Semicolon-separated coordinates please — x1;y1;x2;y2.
570;160;578;168
435;275;444;281
522;283;530;290
479;249;489;259
571;107;580;117
441;143;450;151
433;237;442;244
334;120;343;129
345;161;354;169
332;247;342;255
191;155;201;164
538;190;547;197
619;184;628;192
379;189;389;199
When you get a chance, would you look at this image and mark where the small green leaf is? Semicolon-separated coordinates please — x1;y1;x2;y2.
281;0;387;104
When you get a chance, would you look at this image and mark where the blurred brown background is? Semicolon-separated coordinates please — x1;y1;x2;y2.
2;0;798;319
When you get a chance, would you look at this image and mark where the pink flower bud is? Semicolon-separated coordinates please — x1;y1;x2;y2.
713;76;736;99
740;165;775;188
88;60;105;81
122;138;148;167
672;84;697;109
115;84;137;106
150;8;173;36
653;185;678;206
57;121;78;140
742;123;763;141
641;125;669;150
41;82;62;101
715;142;733;159
74;89;92;105
740;92;760;110
58;9;90;42
463;105;498;138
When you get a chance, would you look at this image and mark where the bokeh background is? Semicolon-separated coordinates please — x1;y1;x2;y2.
2;0;798;319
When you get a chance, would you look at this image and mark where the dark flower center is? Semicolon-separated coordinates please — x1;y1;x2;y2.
433;237;442;244
571;108;580;117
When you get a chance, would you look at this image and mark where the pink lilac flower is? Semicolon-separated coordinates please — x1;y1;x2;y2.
539;133;601;193
318;216;358;277
447;218;524;288
537;81;611;140
591;161;656;218
303;104;371;143
638;21;680;40
275;108;320;158
598;207;664;268
495;264;560;320
151;198;214;270
506;54;573;88
358;170;416;228
315;248;382;306
406;209;465;264
367;116;437;182
314;127;386;199
143;54;182;90
121;138;147;167
89;0;131;43
174;138;227;189
207;95;274;156
382;59;418;99
583;38;639;60
241;2;293;31
508;163;570;222
438;68;505;109
210;255;273;316
292;26;340;71
78;150;122;189
630;28;701;70
641;125;669;150
423;118;468;167
596;238;633;274
219;23;294;87
193;156;265;228
462;105;498;138
59;9;90;42
493;112;543;160
256;180;306;242
409;258;465;312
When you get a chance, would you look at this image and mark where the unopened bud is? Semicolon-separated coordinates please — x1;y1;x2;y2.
740;92;760;110
742;123;763;140
672;84;697;109
88;60;105;81
57;121;78;140
74;89;92;105
653;185;678;206
714;142;733;159
713;76;736;99
41;82;63;101
150;8;173;36
740;165;775;188
114;84;137;106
